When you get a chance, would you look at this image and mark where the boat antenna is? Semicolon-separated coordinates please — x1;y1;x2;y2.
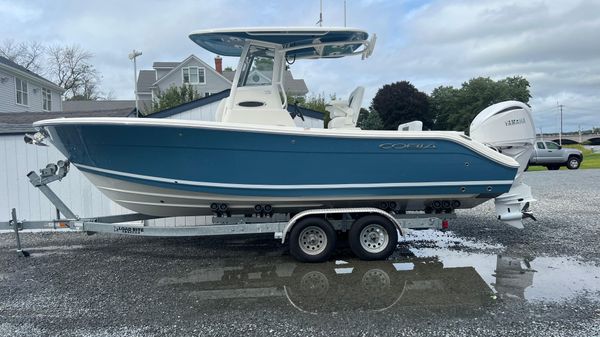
316;0;323;26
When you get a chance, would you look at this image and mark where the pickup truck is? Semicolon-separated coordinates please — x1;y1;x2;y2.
528;140;583;170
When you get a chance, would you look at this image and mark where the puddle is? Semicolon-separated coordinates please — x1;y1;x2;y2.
155;231;600;314
403;230;600;303
413;248;600;302
158;256;494;314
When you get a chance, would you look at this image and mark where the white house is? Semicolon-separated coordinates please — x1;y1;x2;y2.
0;56;64;113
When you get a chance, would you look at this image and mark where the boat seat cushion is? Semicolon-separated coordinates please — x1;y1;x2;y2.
326;86;365;129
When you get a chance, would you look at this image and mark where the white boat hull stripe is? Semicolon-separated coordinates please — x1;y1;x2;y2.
75;163;514;190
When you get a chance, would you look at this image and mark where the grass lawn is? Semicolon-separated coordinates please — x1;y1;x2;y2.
527;144;600;171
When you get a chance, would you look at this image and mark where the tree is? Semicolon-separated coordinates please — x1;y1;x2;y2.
151;85;200;113
46;45;101;99
0;39;45;74
356;108;384;130
1;39;103;100
371;81;432;130
430;76;531;131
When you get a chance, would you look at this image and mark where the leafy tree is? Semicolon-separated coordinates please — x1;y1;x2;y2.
430;76;531;131
151;85;200;113
356;108;384;130
371;81;432;130
253;58;273;71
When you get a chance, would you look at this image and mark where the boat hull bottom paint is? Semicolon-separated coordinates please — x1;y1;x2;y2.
83;171;495;217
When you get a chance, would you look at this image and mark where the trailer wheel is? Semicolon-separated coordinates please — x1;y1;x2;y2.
349;215;398;260
289;217;336;262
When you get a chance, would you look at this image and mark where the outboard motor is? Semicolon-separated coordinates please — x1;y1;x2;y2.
469;101;536;228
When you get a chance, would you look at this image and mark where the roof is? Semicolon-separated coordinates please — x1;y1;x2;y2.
137;70;156;92
146;89;324;120
63;100;135;112
0;56;64;93
188;27;369;58
152;62;180;69
0;108;135;135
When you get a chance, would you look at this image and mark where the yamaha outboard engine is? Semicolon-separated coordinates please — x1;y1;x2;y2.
470;101;536;228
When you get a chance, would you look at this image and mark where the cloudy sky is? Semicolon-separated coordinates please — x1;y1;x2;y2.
1;0;598;132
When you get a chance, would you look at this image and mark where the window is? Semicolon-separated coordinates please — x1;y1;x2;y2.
238;45;275;88
15;78;28;105
536;142;545;149
182;67;205;84
546;142;560;150
42;88;52;111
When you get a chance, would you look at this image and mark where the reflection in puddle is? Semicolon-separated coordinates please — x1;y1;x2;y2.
413;248;600;302
158;257;495;313
157;238;600;313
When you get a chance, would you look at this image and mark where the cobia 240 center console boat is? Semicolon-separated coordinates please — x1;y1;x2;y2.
31;28;536;261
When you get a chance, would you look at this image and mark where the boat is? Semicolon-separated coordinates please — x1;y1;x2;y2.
32;27;536;228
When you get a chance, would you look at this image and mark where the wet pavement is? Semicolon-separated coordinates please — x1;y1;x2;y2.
1;170;600;336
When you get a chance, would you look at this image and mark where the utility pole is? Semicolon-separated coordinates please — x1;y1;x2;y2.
344;0;347;27
317;0;323;27
129;50;142;117
558;103;564;146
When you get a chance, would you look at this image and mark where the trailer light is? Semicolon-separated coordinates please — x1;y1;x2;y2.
442;219;449;230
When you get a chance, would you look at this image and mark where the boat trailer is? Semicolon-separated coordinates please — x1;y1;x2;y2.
1;160;454;261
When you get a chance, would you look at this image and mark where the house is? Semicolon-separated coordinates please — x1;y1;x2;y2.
0;56;64;113
136;55;308;113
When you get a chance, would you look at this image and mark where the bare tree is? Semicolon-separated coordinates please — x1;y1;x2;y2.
0;39;45;74
46;45;100;99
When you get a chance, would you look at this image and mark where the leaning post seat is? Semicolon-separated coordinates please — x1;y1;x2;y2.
326;86;365;129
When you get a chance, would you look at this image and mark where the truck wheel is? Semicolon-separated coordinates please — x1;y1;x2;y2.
290;217;336;263
566;156;581;170
349;215;398;260
547;165;560;170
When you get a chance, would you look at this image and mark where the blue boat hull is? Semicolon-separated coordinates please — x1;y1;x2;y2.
38;120;518;216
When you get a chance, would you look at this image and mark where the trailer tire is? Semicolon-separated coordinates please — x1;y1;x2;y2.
349;215;398;260
289;217;336;263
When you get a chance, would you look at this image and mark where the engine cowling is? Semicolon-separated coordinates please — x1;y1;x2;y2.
469;101;536;229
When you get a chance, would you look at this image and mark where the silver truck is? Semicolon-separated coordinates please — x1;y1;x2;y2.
528;140;583;170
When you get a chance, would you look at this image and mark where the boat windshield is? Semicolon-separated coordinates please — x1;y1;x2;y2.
238;45;275;87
